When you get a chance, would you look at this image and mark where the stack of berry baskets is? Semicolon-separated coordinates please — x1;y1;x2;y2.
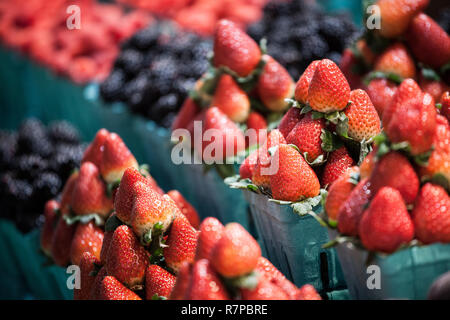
226;53;383;294
321;0;450;300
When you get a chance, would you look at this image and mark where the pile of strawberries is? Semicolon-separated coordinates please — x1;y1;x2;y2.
172;19;295;166
0;0;151;83
237;58;381;203
340;0;450;121
117;0;267;36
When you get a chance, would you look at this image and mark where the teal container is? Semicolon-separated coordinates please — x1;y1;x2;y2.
329;230;450;299
243;191;346;293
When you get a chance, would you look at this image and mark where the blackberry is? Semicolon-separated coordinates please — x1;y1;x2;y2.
48;121;80;145
50;143;84;179
15;154;48;180
18;118;53;158
33;172;62;200
132;25;161;50
0;131;17;170
117;49;145;77
100;69;127;102
438;7;450;34
247;21;266;41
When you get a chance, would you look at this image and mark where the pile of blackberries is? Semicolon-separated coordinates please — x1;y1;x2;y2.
0;119;85;232
100;21;212;128
247;0;359;80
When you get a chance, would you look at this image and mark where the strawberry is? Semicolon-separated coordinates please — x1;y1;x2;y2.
211;74;250;122
246;111;267;147
241;276;289;300
365;78;397;117
186;259;230;300
356;39;376;65
286;113;326;163
167;190;200;229
74;252;100;300
213;19;261;77
105;225;149;288
131;181;176;242
98;276;141;300
345;89;381;141
257;55;295;112
89;267;107;300
376;0;429;38
172;98;201;131
82;128;109;168
202;107;246;162
321;147;355;187
40;200;59;257
278;107;303;138
359;187;415;253
296;284;322;300
101;132;138;184
339;49;363;90
412;183;450;244
405;13;450;69
337;178;372;236
256;257;298;299
70;221;104;266
100;229;113;266
164;216;198;274
50;218;77;266
307;59;350;113
295;60;320;104
270;144;320;201
385;92;437;155
146;174;164;196
419;77;449;103
374;43;416;79
239;149;259;179
59;171;78;215
325;166;359;222
441;91;450;121
420;115;450;188
169;262;192;300
195;217;225;261
70;162;112;217
360;147;376;180
211;222;261;278
370;152;419;204
145;265;176;299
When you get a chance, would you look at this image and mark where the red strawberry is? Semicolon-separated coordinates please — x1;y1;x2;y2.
167;190;200;229
296;284;322;300
337;178;372;236
89;267;107;300
105;225;149;288
101;132;138;184
74;252;100;300
258;55;295;112
195;217;225;261
169;262;192;300
405;13;450;69
441;91;450;121
40;200;59;257
359;187;414;253
70;221;104;266
100;229;113;266
246;111;267;147
98;276;141;300
82;128;109;168
213;19;261;77
241;276;289;300
146;174;164;196
255;257;298;299
70;162;112;217
286;113;326;163
295;60;320;104
325;166;359;222
307;59;350;113
172;98;201;131
202;107;246;162
211;74;250;122
385;92;437;155
345;89;381;141
211;222;261;277
412;183;450;244
278;107;303;138
164;216;198;274
131;182;176;242
374;43;416;79
270;144;321;201
370;152;419;204
360;147;376;180
186;259;230;300
339;49;363;90
239;149;259;179
322;147;355;187
59;171;78;215
365;78;397;117
356;39;376;65
145;265;176;299
376;0;429;38
50;218;77;266
419;77;449;103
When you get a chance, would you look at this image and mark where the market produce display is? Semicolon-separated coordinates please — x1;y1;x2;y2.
100;22;212;128
0;119;84;232
0;0;151;83
247;0;358;80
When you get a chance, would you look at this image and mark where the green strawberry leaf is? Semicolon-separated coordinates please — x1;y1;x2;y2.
428;173;450;193
358;139;373;165
225;271;260;290
413;148;433;167
287;143;300;153
420;66;441;81
63;213;105;226
441;62;450;74
291;190;326;217
151;294;167;300
224;175;261;194
348;171;361;185
106;179;121;198
363;71;403;86
321;129;344;153
322;235;356;249
436;103;442;110
303;152;327;166
214;163;237;179
105;214;123;232
311;111;324;120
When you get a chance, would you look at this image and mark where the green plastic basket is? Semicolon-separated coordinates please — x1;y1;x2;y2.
243;191;346;293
